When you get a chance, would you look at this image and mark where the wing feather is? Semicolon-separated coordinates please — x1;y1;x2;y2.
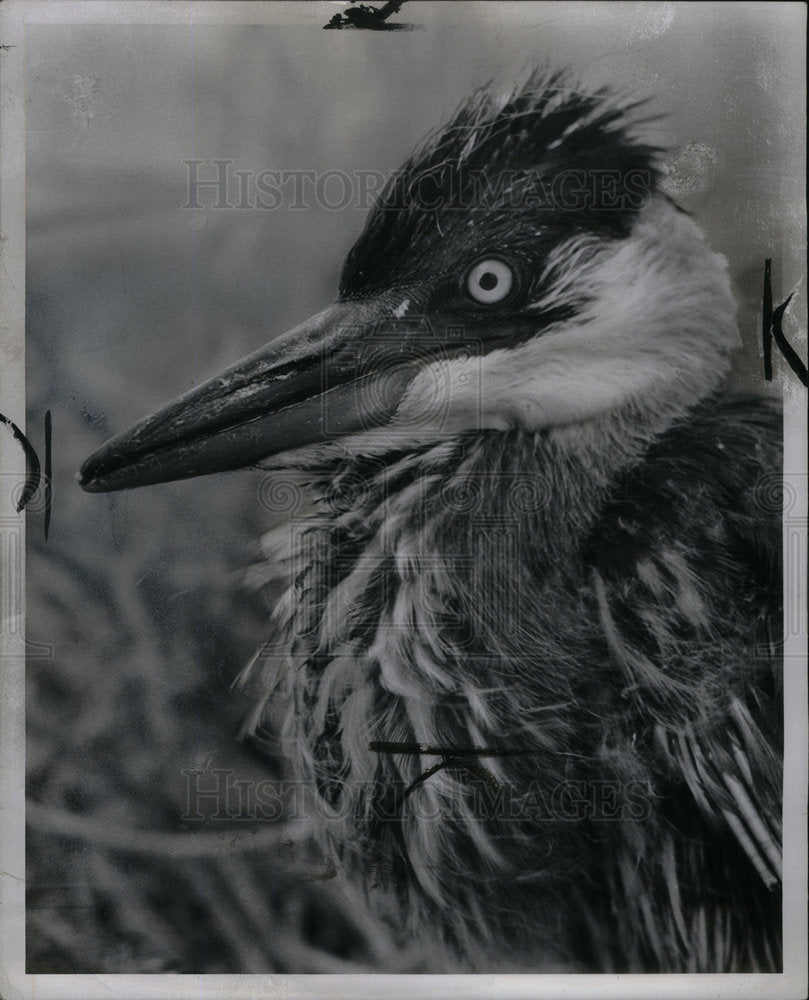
586;397;783;968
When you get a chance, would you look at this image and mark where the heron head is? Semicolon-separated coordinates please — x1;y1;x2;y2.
79;70;738;493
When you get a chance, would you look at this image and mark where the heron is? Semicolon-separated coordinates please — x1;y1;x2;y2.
79;70;782;972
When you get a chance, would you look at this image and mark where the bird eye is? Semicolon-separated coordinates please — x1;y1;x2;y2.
464;257;515;305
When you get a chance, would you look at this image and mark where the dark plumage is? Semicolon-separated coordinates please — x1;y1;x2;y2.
342;70;659;295
80;71;783;972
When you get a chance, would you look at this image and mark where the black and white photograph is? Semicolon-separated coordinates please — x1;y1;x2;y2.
1;2;806;997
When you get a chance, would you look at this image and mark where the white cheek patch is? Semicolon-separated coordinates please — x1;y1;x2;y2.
393;341;644;435
393;298;410;319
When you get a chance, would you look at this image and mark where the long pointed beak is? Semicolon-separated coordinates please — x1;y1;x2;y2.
78;302;417;492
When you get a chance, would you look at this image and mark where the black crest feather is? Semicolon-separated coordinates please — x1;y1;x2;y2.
341;68;663;296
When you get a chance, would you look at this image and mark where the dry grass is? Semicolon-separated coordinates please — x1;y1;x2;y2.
24;402;419;971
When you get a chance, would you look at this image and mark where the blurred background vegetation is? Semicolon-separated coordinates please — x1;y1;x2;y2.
23;3;803;973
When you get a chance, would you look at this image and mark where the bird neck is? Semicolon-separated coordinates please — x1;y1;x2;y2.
318;403;663;560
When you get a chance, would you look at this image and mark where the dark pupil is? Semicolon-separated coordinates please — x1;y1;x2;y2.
479;271;498;291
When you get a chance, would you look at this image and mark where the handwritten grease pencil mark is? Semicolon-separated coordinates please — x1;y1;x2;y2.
762;258;807;387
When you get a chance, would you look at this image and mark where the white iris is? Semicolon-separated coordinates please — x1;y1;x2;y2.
465;258;514;304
